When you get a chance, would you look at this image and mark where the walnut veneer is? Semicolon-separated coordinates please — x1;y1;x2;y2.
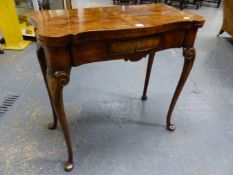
29;4;205;172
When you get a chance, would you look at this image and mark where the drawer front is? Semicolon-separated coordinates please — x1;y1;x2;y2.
108;36;160;55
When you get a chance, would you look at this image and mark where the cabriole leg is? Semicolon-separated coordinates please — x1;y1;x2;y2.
141;52;155;101
46;70;73;171
166;47;196;131
36;45;57;130
217;28;224;36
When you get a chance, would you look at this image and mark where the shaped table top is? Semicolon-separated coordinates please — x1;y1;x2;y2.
29;4;205;45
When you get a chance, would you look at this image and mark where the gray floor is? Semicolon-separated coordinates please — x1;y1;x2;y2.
0;1;233;175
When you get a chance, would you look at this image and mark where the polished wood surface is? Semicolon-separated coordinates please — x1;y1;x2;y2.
29;4;204;45
30;4;205;172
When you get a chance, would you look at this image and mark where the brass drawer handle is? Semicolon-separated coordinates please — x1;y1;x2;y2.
135;41;151;52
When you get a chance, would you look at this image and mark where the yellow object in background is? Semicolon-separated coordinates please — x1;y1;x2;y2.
25;25;35;35
0;0;30;50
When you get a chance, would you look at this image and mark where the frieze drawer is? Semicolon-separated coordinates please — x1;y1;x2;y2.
108;36;160;55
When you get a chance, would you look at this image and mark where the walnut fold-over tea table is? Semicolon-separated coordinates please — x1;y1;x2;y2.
29;4;205;172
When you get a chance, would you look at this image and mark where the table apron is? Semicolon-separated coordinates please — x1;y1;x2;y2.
71;29;187;66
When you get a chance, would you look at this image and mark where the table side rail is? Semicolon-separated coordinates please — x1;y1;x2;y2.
71;29;186;66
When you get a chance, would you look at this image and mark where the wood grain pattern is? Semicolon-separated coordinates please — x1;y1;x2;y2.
29;4;204;46
29;4;205;172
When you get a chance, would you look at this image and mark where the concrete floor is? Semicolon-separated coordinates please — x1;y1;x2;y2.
0;1;233;175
